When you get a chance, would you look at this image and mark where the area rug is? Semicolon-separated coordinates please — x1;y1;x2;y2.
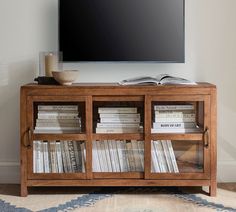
0;186;236;212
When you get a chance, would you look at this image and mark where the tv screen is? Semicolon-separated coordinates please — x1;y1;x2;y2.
59;0;185;62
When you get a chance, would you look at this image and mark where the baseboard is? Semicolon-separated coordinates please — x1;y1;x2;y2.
217;161;236;182
0;162;20;184
0;161;235;184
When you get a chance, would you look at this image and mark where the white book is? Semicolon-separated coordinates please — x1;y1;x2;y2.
68;141;77;172
92;141;99;172
155;111;195;116
99;113;140;118
100;141;109;172
38;105;78;111
38;141;44;173
36;119;80;124
36;122;80;127
49;141;58;173
153;141;167;173
154;105;194;111
96;123;140;128
121;141;130;172
154;117;196;123
112;140;121;172
56;142;63;173
161;140;174;172
43;142;50;173
98;107;137;114
37;114;79;119
96;127;141;134
33;141;37;173
107;140;117;172
38;111;78;115
137;141;144;171
60;141;68;173
96;141;106;172
126;141;136;171
151;141;160;173
35;126;80;130
116;141;127;172
34;141;41;173
63;141;73;173
81;142;86;173
151;128;201;133
100;117;140;123
131;140;142;171
73;141;80;172
153;122;196;129
167;140;179;173
104;140;113;172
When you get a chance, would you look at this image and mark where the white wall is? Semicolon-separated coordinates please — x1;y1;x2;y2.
0;0;235;183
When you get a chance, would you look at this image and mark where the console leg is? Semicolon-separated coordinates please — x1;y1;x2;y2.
21;185;28;197
209;182;217;197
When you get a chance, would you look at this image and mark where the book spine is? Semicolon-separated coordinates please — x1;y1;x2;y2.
96;123;140;128
137;141;144;171
60;141;68;173
107;140;117;172
116;141;125;172
154;105;194;111
36;119;80;123
151;128;200;133
125;141;136;171
35;126;80;130
63;141;73;172
37;114;79;119
161;140;174;172
100;141;109;172
68;141;77;173
98;107;137;114
104;140;113;172
99;113;140;118
151;141;160;173
131;140;142;171
96;141;106;172
49;141;57;173
43;142;50;173
96;128;141;134
112;140;121;172
80;142;86;173
56;142;63;173
154;117;195;122
38;105;78;111
121;141;130;172
38;111;78;115
153;122;196;129
33;141;37;173
166;140;179;173
100;118;140;123
92;141;100;172
155;111;195;116
36;123;80;127
72;141;80;172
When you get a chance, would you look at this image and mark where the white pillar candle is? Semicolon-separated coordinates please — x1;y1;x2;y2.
45;53;57;77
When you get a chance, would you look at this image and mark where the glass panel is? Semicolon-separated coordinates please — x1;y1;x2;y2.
92;140;144;172
33;140;86;173
151;101;204;133
151;140;203;173
33;102;85;133
93;101;144;133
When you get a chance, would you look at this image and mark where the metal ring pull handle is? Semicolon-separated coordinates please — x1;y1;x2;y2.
204;127;209;148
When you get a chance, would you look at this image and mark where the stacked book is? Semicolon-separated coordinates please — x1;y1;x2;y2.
151;140;179;173
34;105;81;133
151;104;199;133
92;140;144;172
33;140;86;173
96;107;143;133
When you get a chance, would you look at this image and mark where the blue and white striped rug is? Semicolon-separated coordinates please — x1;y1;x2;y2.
0;187;236;212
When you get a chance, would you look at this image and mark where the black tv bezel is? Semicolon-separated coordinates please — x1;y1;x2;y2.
58;0;185;63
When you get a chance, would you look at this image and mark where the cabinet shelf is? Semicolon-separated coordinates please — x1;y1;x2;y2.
20;83;217;197
33;133;87;141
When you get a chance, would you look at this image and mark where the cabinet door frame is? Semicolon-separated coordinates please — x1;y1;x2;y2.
145;94;211;180
26;95;89;180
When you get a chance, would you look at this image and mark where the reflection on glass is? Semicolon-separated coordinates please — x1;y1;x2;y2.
92;140;144;172
33;140;86;173
151;140;203;173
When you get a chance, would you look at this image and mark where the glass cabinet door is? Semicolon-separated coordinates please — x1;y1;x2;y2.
146;95;211;179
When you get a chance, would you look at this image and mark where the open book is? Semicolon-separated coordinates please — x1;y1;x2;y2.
119;74;197;85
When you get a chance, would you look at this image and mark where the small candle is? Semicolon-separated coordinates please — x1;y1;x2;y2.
45;53;57;77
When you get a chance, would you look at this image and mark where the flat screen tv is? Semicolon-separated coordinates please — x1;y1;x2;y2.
59;0;185;62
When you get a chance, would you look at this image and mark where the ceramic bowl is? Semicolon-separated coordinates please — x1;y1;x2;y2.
52;70;79;85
